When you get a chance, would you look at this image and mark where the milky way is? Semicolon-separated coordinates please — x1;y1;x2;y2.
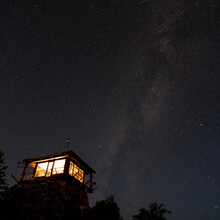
0;1;219;220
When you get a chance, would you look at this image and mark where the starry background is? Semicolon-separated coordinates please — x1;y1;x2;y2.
0;0;219;219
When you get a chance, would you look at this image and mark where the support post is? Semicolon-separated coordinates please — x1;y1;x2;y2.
32;163;38;179
20;163;28;181
64;157;70;175
66;139;70;151
89;173;93;189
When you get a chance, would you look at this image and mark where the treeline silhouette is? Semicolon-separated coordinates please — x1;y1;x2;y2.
0;150;171;220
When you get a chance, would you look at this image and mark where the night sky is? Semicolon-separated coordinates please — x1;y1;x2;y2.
0;1;219;219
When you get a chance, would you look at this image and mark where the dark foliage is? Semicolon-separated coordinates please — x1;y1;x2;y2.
3;179;90;219
3;185;123;220
132;202;171;220
2;178;171;220
0;152;171;220
90;195;123;220
0;150;8;199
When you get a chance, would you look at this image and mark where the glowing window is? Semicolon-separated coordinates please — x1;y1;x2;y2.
35;159;66;177
35;162;48;177
69;161;84;183
52;159;66;174
46;161;53;177
69;161;74;176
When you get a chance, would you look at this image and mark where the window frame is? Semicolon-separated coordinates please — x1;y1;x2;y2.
69;160;84;183
34;158;66;178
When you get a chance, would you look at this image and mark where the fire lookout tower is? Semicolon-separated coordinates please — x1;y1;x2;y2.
15;144;96;216
19;150;96;193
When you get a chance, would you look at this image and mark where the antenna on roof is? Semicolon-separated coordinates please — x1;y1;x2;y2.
66;138;70;151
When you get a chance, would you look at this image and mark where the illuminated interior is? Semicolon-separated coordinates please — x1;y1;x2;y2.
31;157;85;183
69;161;84;183
35;159;66;177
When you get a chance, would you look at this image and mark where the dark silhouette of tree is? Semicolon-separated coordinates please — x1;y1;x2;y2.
132;202;171;220
0;150;8;199
0;150;172;220
0;150;9;220
3;179;90;219
90;195;123;220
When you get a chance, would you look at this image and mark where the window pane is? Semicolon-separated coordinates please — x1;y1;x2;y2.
69;162;84;183
52;159;65;174
69;161;74;176
46;161;53;177
73;164;78;176
35;162;48;177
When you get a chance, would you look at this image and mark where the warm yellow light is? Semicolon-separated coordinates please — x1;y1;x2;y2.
35;162;48;177
52;159;65;174
69;161;84;183
46;161;53;177
35;159;66;177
